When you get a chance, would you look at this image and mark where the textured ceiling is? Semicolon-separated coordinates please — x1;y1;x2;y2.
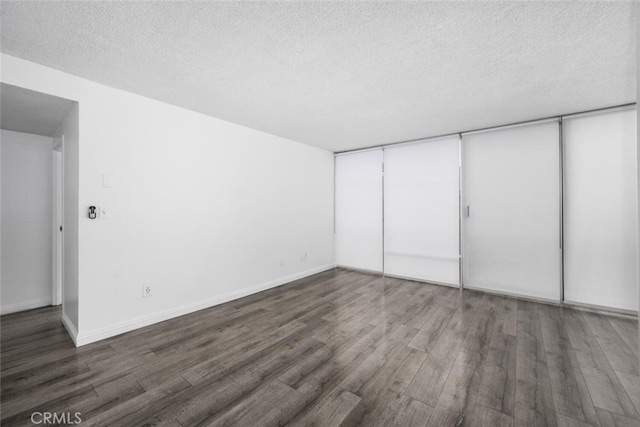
1;83;76;137
0;1;635;152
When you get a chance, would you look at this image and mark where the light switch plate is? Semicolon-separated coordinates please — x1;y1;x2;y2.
100;206;109;219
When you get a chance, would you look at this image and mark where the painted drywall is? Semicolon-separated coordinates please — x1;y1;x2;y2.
1;83;76;137
0;130;53;313
0;54;335;345
53;105;80;332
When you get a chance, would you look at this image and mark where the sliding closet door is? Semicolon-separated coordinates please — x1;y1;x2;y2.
564;108;637;311
462;121;561;301
384;137;460;285
335;149;383;272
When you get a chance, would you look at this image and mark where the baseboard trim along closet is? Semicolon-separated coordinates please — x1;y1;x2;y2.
382;272;460;289
461;285;562;306
74;263;337;347
0;297;52;315
336;267;460;288
563;299;638;318
335;265;383;276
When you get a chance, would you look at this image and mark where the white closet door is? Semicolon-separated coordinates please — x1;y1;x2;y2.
335;149;383;272
384;137;460;285
462;121;561;301
564;108;638;311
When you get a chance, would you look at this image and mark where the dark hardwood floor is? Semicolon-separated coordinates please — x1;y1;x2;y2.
1;268;639;426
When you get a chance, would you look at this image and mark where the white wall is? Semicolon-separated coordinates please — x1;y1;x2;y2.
0;130;53;313
0;54;335;345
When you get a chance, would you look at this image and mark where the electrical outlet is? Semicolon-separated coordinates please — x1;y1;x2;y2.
279;258;285;266
301;252;308;262
142;284;152;298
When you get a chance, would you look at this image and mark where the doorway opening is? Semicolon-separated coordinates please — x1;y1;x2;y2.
0;83;76;315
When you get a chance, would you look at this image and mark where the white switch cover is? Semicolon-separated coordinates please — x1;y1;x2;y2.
102;174;113;188
100;206;109;219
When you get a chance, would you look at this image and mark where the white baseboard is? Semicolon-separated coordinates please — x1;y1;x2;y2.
563;299;638;318
461;285;561;306
61;312;78;346
382;273;460;289
0;297;51;315
335;265;383;275
335;267;460;289
74;263;336;347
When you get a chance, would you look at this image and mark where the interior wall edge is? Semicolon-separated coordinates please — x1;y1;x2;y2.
61;311;78;346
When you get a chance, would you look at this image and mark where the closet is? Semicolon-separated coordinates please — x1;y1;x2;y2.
335;106;637;312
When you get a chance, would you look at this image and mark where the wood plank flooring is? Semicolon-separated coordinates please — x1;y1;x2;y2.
1;268;639;426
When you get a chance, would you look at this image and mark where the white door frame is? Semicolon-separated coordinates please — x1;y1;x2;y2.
52;136;64;306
